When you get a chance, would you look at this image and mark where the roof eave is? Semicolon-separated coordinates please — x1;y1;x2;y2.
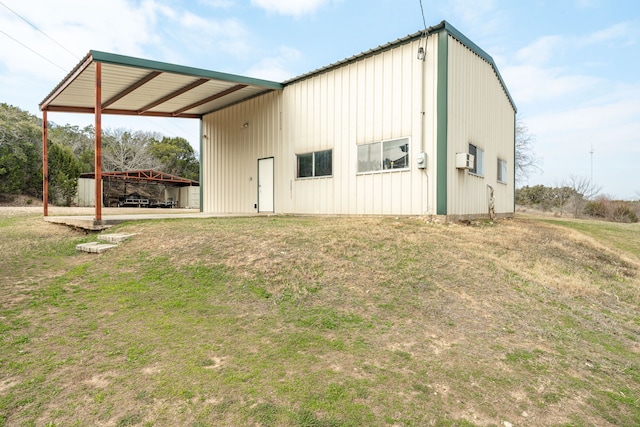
90;50;283;91
282;20;517;113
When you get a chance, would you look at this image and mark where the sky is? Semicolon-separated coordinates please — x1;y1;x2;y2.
1;0;639;200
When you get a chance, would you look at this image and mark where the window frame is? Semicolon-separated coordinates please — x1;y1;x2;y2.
468;143;484;177
497;158;508;184
296;149;333;179
357;137;410;174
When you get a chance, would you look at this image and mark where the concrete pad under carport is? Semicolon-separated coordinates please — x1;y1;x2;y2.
42;207;262;231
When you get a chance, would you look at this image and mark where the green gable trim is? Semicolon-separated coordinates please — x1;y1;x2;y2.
436;32;449;216
90;50;284;91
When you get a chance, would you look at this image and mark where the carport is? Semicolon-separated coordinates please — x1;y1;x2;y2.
78;170;200;208
40;50;283;221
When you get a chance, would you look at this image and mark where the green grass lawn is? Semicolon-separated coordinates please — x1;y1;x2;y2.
1;213;639;426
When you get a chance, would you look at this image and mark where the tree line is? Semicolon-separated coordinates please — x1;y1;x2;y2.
516;182;638;223
0;103;199;205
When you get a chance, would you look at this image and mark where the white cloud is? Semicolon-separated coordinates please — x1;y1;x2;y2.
502;64;600;104
250;0;333;17
574;0;601;9
447;0;506;37
0;0;164;81
198;0;237;8
580;22;636;46
245;46;301;81
515;35;563;65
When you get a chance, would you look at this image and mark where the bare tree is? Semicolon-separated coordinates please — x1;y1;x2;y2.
515;119;542;184
102;128;163;172
565;174;601;218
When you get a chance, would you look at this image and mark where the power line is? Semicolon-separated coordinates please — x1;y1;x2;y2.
419;0;428;33
0;0;80;60
0;29;67;72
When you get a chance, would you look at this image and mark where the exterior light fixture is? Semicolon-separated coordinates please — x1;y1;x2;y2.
241;122;249;128
417;46;425;61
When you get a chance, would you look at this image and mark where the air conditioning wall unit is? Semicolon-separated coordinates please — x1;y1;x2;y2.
456;152;474;169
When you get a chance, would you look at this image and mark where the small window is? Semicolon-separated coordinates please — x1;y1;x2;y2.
314;149;332;177
468;143;484;176
297;149;332;178
497;159;507;183
358;138;409;173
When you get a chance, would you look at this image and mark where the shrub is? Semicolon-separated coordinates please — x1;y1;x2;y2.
584;199;607;218
610;202;638;223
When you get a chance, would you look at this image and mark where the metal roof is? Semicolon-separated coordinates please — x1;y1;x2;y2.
40;50;283;118
40;21;515;117
284;20;516;113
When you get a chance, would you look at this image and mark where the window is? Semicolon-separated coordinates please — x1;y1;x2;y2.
468;143;484;176
497;159;507;183
297;149;332;178
357;138;409;173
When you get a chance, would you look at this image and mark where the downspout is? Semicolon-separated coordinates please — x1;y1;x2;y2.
42;110;48;216
418;31;429;214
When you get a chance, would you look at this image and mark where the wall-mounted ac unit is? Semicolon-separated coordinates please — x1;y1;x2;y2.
456;152;474;169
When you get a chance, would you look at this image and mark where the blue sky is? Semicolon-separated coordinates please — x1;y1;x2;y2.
1;0;639;199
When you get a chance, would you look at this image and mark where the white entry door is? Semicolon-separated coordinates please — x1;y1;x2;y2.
258;157;274;212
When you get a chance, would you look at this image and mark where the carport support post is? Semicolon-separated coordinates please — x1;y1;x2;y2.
94;62;102;221
42;110;48;216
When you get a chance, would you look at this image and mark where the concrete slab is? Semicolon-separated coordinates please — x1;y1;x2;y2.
76;242;118;254
44;211;261;231
98;233;136;243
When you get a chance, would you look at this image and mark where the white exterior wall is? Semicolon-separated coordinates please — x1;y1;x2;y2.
446;36;515;217
165;186;200;208
75;178;96;207
202;37;439;215
202;91;283;213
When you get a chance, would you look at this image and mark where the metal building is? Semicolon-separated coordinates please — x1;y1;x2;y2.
201;21;516;219
40;20;515;221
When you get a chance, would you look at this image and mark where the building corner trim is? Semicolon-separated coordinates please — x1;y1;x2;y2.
436;31;449;215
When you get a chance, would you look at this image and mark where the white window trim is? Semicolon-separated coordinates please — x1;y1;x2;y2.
468;143;484;177
296;149;333;179
497;158;508;184
356;137;411;175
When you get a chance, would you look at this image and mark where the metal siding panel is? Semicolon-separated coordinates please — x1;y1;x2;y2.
446;36;515;217
203;92;282;213
202;39;439;216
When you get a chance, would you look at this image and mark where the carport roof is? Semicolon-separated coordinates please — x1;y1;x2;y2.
79;170;199;187
39;50;283;118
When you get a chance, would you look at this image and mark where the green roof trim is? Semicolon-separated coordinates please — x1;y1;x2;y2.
90;50;284;91
436;31;449;216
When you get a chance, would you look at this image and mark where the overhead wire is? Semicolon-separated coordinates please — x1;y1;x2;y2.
0;0;80;60
0;1;198;144
417;0;430;57
0;29;67;72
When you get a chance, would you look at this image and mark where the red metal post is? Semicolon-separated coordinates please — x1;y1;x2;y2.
95;62;102;221
42;110;48;216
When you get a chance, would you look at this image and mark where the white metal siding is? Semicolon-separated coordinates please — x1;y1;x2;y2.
202;37;439;215
202;33;513;218
74;178;96;207
202;91;283;213
446;36;515;217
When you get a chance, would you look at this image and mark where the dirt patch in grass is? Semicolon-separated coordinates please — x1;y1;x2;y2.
1;214;639;426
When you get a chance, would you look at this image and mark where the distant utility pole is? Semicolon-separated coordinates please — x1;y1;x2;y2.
590;144;594;184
